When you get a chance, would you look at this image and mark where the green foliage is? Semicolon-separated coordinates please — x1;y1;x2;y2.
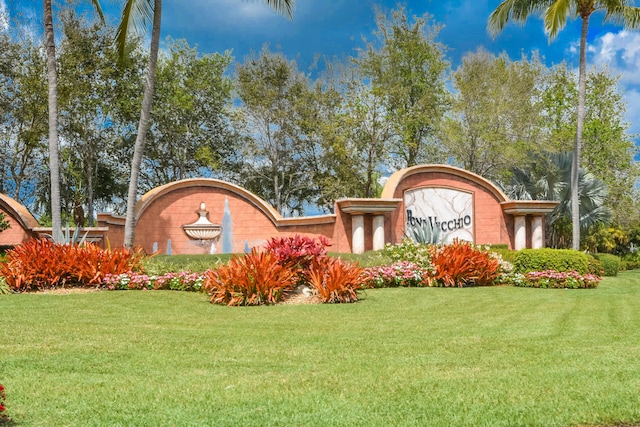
620;251;640;271
48;223;89;245
442;50;544;182
405;221;442;245
489;246;516;263
357;6;450;167
513;249;590;275
235;46;318;215
380;239;432;267
591;253;621;277
142;254;232;274
586;256;605;276
584;224;629;255
144;38;237;190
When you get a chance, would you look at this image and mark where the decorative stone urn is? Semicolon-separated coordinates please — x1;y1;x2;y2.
182;202;222;241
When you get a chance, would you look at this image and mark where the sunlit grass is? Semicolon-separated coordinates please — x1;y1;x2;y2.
1;271;640;426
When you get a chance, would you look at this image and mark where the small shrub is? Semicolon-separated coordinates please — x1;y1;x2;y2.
305;257;363;303
621;251;640;271
586;256;605;276
380;239;432;267
430;240;501;287
0;238;144;291
203;249;297;306
509;270;600;289
590;253;620;277
363;261;433;288
513;249;590;275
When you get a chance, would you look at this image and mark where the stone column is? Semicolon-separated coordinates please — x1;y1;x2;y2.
514;215;527;250
531;215;544;249
372;215;385;251
352;214;365;254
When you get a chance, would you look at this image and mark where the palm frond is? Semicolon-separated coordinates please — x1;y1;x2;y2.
544;0;572;39
488;0;556;37
262;0;295;20
115;0;154;62
90;0;105;23
604;5;640;29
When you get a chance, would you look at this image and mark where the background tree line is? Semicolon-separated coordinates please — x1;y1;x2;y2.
0;6;637;249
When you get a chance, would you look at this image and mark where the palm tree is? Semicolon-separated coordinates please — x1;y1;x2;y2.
488;0;640;250
505;152;610;248
44;0;103;241
116;0;295;248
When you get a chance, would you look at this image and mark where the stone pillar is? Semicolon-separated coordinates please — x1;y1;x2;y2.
372;215;385;251
352;215;365;254
514;215;527;251
531;215;544;249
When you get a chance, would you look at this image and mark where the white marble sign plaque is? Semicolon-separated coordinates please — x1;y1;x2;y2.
404;187;473;243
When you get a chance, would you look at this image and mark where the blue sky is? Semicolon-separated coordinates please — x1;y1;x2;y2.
5;0;640;137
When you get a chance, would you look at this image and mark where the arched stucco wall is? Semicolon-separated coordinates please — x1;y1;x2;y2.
0;194;39;246
381;164;513;247
132;178;337;254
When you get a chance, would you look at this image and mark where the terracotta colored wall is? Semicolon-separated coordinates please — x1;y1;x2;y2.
389;172;512;248
133;186;279;254
332;207;353;253
0;207;33;247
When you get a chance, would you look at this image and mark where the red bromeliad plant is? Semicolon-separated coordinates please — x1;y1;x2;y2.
265;235;330;270
0;238;145;291
305;257;364;303
203;249;298;306
429;239;500;287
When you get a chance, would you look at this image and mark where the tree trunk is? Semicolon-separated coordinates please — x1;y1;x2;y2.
123;0;162;248
44;0;62;240
572;16;589;251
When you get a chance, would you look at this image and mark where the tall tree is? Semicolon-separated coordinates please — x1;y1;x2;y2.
142;38;236;189
43;0;103;240
539;64;639;226
357;6;450;168
442;50;544;182
117;0;294;248
235;47;313;215
0;28;48;205
488;0;640;250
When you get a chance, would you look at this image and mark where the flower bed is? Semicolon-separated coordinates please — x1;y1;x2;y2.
507;270;601;289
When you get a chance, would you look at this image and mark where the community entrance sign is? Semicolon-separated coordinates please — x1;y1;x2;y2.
404;187;473;243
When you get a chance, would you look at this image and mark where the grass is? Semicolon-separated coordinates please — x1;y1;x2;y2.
1;272;640;426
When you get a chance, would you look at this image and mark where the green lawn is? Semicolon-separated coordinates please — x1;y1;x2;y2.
1;272;640;426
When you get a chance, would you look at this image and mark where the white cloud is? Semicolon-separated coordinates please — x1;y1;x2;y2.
0;0;8;32
624;88;640;137
589;30;640;85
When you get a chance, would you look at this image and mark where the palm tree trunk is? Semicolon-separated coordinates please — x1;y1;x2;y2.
123;0;162;248
572;15;589;251
44;0;62;240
